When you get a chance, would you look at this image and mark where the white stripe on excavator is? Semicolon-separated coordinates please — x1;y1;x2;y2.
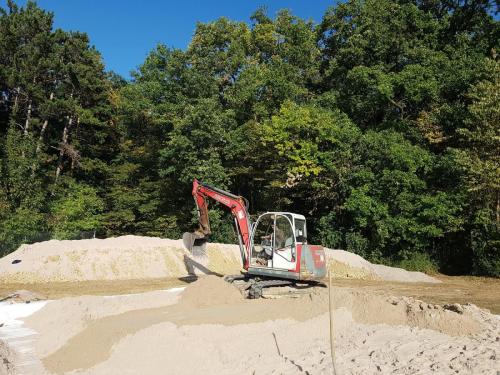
0;287;185;374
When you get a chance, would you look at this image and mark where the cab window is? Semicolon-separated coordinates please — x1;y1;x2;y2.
275;215;294;249
294;219;307;243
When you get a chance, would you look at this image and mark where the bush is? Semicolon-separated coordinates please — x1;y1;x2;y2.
345;231;369;257
0;206;47;256
190;207;236;244
471;226;500;277
395;251;438;274
49;180;105;240
316;212;343;249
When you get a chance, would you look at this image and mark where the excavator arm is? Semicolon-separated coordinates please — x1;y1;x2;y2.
183;179;252;269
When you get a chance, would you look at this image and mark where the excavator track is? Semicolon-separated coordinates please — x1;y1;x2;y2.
224;274;325;299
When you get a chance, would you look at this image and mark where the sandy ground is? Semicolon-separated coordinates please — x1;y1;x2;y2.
0;235;438;284
0;276;497;375
1;275;499;314
0;236;498;374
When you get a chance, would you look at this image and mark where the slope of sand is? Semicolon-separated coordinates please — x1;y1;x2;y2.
0;235;438;283
326;249;438;282
2;276;496;375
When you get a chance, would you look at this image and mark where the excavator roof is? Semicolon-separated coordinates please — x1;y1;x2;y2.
260;212;306;221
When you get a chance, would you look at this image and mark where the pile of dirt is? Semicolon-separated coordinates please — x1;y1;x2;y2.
0;235;439;284
326;249;439;283
0;236;207;283
329;291;481;336
179;275;243;308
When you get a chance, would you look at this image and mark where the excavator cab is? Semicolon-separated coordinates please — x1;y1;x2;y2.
248;211;326;281
250;212;306;271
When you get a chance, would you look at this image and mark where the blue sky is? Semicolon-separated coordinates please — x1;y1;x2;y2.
11;1;337;79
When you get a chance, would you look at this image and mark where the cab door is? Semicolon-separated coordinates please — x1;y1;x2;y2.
250;213;274;267
272;214;297;270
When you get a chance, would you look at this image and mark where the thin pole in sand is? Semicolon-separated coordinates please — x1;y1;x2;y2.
329;270;338;375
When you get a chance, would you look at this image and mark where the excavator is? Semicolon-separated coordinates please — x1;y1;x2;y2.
183;179;327;298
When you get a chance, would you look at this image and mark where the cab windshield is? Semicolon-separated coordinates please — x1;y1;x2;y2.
251;213;295;267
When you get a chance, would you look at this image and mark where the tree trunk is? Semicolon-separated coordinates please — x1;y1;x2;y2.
70;116;80;173
36;92;54;153
24;99;32;136
12;87;20;114
55;115;73;183
496;190;499;227
24;78;37;135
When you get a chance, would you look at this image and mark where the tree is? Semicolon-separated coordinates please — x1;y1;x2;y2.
0;1;114;252
452;58;500;276
49;179;104;239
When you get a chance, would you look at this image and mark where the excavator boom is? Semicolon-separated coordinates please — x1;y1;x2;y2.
183;179;252;269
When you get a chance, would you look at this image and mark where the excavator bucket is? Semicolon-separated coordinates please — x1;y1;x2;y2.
182;232;207;256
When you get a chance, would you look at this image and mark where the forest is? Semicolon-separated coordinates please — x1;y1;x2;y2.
0;0;498;276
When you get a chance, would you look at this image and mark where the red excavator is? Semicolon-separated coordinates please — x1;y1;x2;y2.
183;179;327;298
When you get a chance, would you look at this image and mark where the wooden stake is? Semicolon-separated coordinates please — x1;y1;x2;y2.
329;270;338;375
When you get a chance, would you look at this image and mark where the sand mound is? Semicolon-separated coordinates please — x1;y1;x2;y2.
0;235;439;284
326;249;439;283
0;236;216;283
179;275;243;308
334;291;481;336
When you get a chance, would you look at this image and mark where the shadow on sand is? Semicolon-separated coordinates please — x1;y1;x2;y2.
178;254;223;283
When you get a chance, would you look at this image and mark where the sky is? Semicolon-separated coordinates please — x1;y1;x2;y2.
11;0;337;79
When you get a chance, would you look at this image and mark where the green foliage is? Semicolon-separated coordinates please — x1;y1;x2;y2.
0;1;113;247
471;224;500;277
394;251;439;274
349;131;463;252
0;205;46;256
0;1;498;277
49;179;104;239
263;101;358;178
159;98;235;187
3;124;44;208
344;231;370;258
0;123;46;255
191;208;237;244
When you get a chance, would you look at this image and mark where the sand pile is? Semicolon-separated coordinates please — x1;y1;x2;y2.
0;276;494;375
179;275;243;308
0;236;240;283
326;249;439;282
0;235;439;284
